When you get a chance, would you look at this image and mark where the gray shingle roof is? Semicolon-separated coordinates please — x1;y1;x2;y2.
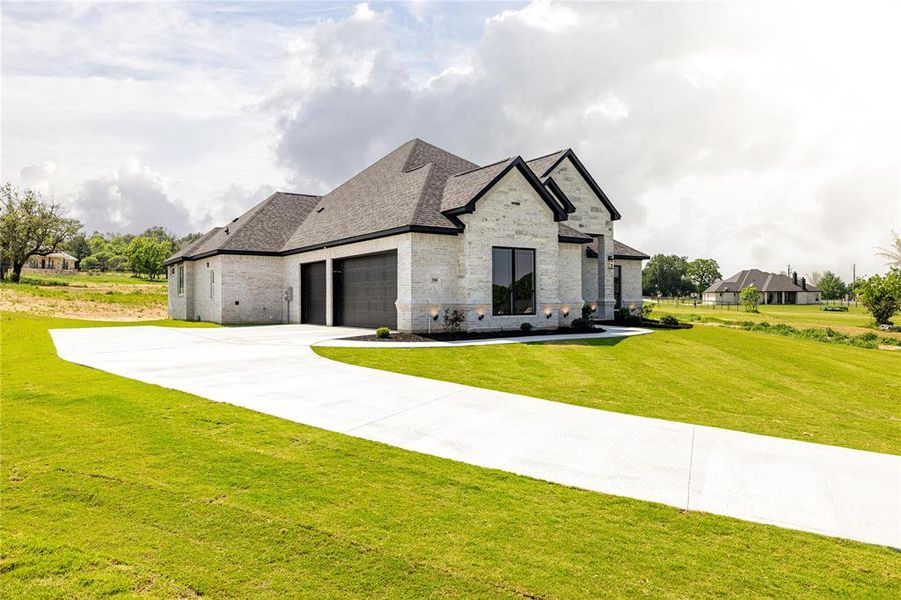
166;139;623;263
586;238;650;259
704;269;821;293
558;223;593;243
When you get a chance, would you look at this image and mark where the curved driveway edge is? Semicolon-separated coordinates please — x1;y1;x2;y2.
314;325;652;348
50;324;900;548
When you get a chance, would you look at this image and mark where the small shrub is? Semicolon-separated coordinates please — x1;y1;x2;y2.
443;307;466;334
375;327;390;339
659;315;679;327
570;317;594;331
740;285;761;312
640;303;653;320
581;303;595;320
520;322;533;332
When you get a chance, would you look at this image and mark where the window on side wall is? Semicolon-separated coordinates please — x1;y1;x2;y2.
210;270;215;299
177;264;185;296
492;247;535;316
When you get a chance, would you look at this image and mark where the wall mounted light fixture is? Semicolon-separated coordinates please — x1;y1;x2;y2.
607;254;615;269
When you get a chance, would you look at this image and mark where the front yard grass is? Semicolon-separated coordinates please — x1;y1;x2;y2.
2;312;899;597
317;326;901;455
651;301;901;340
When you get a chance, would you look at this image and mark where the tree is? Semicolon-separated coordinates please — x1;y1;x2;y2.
740;285;761;312
855;268;901;325
875;230;901;268
687;258;722;296
126;236;174;279
0;183;81;282
64;233;92;266
642;254;693;297
817;271;847;301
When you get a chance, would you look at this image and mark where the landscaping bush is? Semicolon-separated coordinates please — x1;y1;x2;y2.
732;319;899;350
659;315;679;326
581;302;595;320
740;285;761;312
640;303;654;320
520;322;533;332
443;307;466;334
375;327;391;339
570;317;594;331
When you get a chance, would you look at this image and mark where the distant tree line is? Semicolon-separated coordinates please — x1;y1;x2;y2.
642;255;722;297
1;182;201;281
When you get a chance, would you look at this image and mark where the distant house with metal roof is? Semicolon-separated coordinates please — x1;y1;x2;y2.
703;269;821;305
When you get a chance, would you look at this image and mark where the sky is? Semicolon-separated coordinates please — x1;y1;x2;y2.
2;0;899;280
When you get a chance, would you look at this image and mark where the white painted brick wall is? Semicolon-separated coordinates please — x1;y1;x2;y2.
219;255;285;324
615;258;644;308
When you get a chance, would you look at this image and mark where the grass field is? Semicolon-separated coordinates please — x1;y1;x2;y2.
2;312;899;597
317;326;901;455
650;301;901;340
0;271;167;320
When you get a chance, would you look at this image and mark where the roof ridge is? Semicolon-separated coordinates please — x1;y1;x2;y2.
451;156;513;178
527;148;567;162
410;162;438;225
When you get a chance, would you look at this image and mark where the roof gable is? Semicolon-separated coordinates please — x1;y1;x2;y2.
527;149;621;221
440;156;567;223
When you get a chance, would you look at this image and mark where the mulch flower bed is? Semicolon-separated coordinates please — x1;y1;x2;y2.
344;327;607;343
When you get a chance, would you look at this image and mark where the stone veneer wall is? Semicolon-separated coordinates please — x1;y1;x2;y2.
542;156;616;319
451;168;573;331
167;261;193;320
615;258;644;309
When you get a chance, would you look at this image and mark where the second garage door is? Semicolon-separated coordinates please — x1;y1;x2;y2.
334;251;397;329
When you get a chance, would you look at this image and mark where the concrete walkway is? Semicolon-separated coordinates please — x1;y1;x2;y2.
50;324;900;548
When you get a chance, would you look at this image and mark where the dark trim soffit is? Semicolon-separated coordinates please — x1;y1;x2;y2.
165;225;461;264
536;149;622;221
586;247;650;260
558;235;593;244
442;157;569;222
544;177;576;213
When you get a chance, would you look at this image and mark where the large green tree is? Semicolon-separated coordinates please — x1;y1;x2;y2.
126;235;175;280
687;258;722;295
642;254;693;297
0;183;81;282
817;271;847;301
855;268;901;325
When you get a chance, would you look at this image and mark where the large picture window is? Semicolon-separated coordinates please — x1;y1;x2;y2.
492;247;535;316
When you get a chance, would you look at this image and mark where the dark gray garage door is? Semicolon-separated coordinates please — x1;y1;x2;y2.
301;261;326;325
334;251;397;329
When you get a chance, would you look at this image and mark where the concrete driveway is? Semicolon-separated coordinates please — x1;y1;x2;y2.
50;324;900;548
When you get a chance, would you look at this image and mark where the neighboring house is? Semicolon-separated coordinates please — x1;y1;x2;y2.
25;251;78;272
703;269;821;305
165;139;649;331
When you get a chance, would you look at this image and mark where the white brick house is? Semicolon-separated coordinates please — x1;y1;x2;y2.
165;139;648;331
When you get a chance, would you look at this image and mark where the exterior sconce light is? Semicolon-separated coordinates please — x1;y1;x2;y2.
476;305;485;320
590;303;597;313
562;305;570;318
545;311;553;319
607;254;615;270
432;312;440;321
478;313;485;320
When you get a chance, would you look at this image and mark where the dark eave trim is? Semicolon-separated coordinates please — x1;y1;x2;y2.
544;177;576;213
586;247;650;260
536;149;622;221
442;157;568;223
166;225;461;264
282;225;460;256
559;235;593;244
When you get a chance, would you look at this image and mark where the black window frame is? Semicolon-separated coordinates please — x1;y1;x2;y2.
492;246;536;316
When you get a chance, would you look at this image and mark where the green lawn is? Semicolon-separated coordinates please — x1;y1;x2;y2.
650;301;901;339
2;312;899;597
317;326;901;455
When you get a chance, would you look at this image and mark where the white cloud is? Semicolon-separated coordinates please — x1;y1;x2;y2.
2;0;899;278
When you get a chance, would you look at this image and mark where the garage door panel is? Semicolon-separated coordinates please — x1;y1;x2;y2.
301;261;326;325
335;252;397;329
